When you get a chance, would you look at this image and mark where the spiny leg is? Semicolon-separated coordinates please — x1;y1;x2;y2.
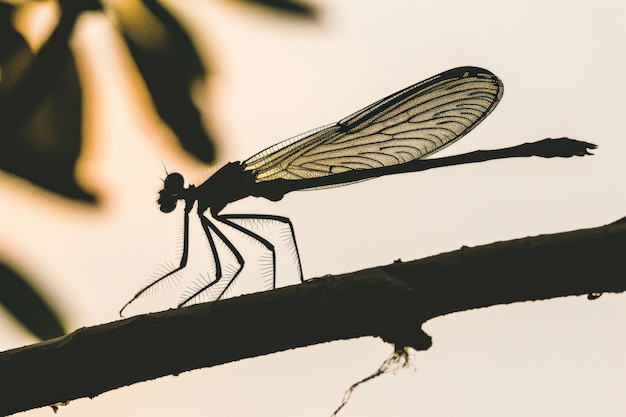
178;214;245;307
222;214;304;283
178;213;222;306
120;207;192;316
215;214;278;293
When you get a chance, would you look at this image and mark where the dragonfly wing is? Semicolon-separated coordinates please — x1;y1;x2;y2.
244;67;503;183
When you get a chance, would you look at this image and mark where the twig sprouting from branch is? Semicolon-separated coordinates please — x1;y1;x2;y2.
330;348;413;417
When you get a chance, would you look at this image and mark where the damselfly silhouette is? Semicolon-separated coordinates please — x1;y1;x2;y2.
120;66;595;315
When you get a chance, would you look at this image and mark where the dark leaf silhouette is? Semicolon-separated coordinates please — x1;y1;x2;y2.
0;0;313;199
0;4;94;201
0;4;31;91
237;0;317;19
115;0;215;162
0;262;65;340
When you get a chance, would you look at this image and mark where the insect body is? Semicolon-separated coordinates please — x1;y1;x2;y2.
120;66;504;314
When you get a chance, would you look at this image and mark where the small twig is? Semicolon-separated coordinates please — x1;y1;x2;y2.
330;348;413;417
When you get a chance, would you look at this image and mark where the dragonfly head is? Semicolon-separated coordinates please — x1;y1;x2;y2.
158;173;186;213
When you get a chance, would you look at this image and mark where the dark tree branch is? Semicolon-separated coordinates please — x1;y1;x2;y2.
1;219;625;415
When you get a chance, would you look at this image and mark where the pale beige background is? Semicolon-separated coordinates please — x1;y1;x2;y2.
1;0;625;415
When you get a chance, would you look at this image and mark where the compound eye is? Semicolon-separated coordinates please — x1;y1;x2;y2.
163;173;184;191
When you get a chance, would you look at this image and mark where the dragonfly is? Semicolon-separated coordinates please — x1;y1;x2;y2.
120;66;505;315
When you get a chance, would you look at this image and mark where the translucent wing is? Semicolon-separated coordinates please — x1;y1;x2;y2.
244;66;503;182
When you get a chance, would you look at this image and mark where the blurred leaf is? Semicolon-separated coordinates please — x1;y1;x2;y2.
0;4;32;91
59;0;102;14
116;0;215;162
236;0;317;19
0;53;91;201
0;262;65;340
0;4;95;201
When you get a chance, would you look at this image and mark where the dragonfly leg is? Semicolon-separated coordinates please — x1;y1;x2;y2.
178;214;245;307
214;215;277;294
221;214;304;284
120;207;193;316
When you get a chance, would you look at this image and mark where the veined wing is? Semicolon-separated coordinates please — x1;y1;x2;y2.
243;66;503;182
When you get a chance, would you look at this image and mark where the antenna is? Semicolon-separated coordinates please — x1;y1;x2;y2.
159;161;169;181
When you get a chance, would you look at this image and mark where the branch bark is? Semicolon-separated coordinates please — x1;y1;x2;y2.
1;219;625;415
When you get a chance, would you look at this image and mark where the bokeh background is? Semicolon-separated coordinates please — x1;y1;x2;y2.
1;0;625;415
